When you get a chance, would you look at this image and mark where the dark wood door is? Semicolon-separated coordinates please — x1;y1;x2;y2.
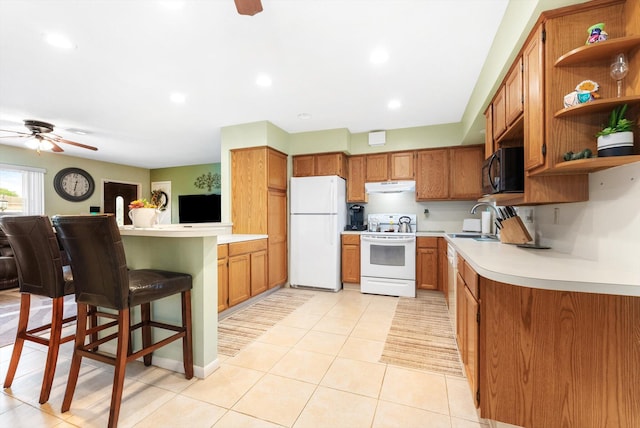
103;182;138;225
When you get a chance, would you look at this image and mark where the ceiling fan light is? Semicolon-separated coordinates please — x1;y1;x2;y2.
39;139;54;150
24;139;39;150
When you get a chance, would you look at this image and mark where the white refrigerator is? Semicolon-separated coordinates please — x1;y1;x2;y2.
290;175;346;291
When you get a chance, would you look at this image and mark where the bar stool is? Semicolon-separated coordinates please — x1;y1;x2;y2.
52;214;193;428
0;215;76;404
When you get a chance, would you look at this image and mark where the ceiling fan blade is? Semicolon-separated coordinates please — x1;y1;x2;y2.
48;139;64;152
0;129;32;136
49;135;98;151
234;0;262;15
0;134;31;139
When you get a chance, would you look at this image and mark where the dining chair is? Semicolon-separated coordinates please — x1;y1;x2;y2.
52;214;193;428
0;215;76;404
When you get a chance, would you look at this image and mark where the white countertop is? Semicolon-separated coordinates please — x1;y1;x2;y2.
119;224;231;238
447;236;640;297
217;234;268;244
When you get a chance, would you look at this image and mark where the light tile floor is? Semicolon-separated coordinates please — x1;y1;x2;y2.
0;288;490;428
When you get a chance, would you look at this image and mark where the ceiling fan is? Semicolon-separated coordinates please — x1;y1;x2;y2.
0;119;98;153
234;0;262;16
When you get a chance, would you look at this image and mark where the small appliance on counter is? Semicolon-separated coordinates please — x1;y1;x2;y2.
345;204;367;231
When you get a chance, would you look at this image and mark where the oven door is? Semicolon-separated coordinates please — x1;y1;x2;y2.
360;234;416;280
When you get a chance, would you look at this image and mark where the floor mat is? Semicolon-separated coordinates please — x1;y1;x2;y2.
218;288;315;357
380;290;464;376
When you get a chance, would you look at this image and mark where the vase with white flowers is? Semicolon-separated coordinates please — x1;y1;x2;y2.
595;104;635;157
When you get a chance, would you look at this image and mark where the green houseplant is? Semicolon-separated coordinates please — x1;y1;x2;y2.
595;104;635;157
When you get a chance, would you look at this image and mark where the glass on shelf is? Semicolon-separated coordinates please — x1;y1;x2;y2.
610;53;629;98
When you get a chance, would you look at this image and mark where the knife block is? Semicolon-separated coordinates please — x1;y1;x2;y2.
499;216;532;244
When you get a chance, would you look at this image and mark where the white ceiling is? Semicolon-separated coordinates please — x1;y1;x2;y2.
0;0;509;169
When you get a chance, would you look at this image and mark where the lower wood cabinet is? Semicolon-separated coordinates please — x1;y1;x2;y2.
455;255;479;408
341;234;360;283
218;239;268;312
416;237;439;290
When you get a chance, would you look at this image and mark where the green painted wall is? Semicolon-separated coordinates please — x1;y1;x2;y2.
0;144;149;216
150;163;221;224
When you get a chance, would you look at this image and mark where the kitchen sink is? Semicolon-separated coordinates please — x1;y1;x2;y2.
448;233;499;242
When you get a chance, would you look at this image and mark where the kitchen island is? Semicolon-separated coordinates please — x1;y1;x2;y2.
119;225;266;378
445;236;640;428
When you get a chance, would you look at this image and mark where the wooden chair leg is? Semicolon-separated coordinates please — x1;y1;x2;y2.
141;303;152;366
3;293;30;389
62;303;87;413
108;309;130;428
39;296;64;404
89;305;99;352
182;290;194;379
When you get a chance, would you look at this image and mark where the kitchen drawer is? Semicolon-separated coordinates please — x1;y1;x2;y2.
457;254;465;275
463;261;479;299
229;239;268;256
218;243;228;259
342;234;360;245
417;236;438;249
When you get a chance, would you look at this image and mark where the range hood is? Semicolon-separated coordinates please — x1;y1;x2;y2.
365;180;416;194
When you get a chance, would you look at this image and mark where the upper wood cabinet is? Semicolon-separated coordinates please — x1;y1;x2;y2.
523;24;545;172
292;152;347;178
268;149;288;190
390;151;415;180
492;86;507;140
484;104;494;159
505;56;524;126
365;151;415;182
450;146;484;199
416;149;449;200
292;155;314;177
365;153;389;181
416;145;483;201
347;155;367;203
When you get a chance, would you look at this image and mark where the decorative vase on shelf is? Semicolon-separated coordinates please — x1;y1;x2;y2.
596;131;634;157
128;207;158;228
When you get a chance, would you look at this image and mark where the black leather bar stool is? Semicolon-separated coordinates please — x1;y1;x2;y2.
52;214;193;428
0;215;76;404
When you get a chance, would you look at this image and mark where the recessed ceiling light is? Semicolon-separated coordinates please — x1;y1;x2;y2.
44;33;75;49
297;113;312;120
370;48;389;65
388;99;402;110
170;92;187;103
256;74;272;87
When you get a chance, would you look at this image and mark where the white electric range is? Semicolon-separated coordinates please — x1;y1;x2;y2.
360;214;417;297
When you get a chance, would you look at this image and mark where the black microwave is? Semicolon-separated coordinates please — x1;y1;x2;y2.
482;147;524;194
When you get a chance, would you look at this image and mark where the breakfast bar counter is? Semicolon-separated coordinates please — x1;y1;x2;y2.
118;224;246;379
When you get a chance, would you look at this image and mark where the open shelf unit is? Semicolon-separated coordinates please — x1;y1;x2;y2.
554;35;640;66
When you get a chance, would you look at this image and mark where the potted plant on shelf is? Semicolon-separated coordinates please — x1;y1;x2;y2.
595;104;635;157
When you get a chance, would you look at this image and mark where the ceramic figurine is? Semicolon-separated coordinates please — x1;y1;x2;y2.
586;23;608;44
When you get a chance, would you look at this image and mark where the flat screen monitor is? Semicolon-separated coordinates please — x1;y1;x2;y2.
178;194;221;223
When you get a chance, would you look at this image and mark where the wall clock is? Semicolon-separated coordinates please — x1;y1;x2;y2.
53;167;95;202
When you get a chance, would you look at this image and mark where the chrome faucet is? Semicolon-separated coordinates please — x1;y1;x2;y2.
470;202;500;217
470;202;500;236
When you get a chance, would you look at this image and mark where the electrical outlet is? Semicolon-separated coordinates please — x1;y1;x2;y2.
553;208;560;225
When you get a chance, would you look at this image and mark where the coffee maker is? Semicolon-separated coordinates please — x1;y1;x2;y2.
346;204;367;231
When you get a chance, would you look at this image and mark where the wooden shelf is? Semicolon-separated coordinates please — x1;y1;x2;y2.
548;155;640;174
554;95;640;118
554;35;640;66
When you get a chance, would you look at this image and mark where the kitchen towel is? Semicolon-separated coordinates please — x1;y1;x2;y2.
481;211;492;234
